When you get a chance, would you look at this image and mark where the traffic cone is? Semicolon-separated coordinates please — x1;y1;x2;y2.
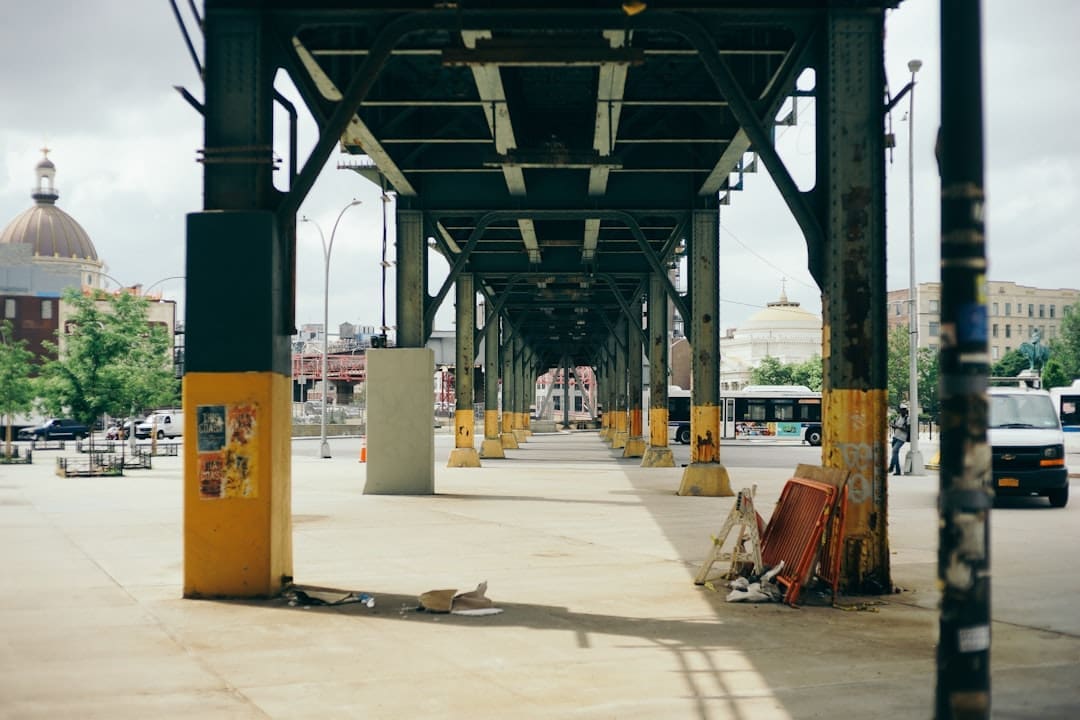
359;436;367;463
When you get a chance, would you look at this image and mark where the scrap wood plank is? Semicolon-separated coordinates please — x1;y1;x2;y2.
693;486;766;586
760;477;837;607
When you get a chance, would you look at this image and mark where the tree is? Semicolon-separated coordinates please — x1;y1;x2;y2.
750;355;792;386
886;325;939;421
0;320;35;457
37;288;178;437
991;349;1027;378
1041;356;1071;390
1048;307;1080;381
791;355;823;392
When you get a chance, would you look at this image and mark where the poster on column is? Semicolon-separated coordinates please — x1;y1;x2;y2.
197;403;258;500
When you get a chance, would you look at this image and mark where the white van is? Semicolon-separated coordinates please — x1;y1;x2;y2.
989;383;1069;507
136;411;184;440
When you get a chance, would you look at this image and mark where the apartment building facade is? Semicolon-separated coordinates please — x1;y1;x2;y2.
888;281;1079;362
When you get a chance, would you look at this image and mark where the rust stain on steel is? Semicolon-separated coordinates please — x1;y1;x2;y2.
839;185;873;381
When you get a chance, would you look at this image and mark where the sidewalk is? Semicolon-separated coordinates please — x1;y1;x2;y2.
1;433;1077;719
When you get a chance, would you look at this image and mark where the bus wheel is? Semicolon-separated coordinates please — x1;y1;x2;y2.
805;427;822;446
677;426;691;445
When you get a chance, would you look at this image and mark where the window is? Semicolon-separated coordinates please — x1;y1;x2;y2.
41;299;52;320
1005;303;1011;316
1050;305;1056;319
1039;304;1045;318
3;298;14;319
992;302;999;315
992;324;998;338
1028;304;1034;317
992;346;1000;360
895;303;902;316
1017;324;1023;337
928;322;940;337
928;343;938;351
1005;325;1011;338
929;299;939;312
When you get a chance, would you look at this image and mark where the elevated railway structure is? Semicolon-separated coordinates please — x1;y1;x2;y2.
183;0;909;602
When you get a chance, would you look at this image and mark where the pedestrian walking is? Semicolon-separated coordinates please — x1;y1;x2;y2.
889;406;910;476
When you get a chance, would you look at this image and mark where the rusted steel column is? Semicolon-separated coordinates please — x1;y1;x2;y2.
623;297;647;458
678;205;730;496
500;325;518;449
936;2;991;717
480;310;505;458
819;11;891;593
611;320;629;449
599;340;614;441
447;274;480;467
395;207;426;348
512;336;528;442
643;271;675;467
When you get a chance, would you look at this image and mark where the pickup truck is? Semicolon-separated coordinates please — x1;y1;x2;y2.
17;418;90;441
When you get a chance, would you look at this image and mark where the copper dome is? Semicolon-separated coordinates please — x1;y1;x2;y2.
0;149;98;261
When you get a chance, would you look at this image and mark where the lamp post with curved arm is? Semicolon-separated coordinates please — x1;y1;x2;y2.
906;59;924;475
302;199;362;458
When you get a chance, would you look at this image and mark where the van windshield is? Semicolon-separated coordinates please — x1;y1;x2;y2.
989;394;1060;429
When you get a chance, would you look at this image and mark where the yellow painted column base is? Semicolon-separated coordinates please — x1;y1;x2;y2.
641;446;676;468
501;432;519;449
677;463;733;497
480;438;506;459
622;437;647;458
611;431;628;449
513;428;527;443
447;447;482;468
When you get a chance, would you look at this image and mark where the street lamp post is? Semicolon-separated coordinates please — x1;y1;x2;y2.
302;199;362;459
906;58;924;475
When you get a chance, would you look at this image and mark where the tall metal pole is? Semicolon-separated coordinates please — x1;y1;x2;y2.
303;199;361;459
936;1;990;716
907;59;925;474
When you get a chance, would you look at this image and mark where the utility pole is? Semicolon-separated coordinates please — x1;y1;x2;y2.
936;1;991;717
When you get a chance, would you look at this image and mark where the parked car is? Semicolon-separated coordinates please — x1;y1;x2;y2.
17;418;90;441
135;411;184;440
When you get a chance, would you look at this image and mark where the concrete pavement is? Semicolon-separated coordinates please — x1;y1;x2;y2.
1;432;1078;719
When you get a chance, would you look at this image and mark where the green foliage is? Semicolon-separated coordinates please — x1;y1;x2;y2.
37;288;178;428
1047;307;1080;381
1041;356;1071;389
749;355;822;392
0;320;36;454
991;349;1028;378
887;325;939;419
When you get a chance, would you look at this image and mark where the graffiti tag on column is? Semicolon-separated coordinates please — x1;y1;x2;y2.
836;441;874;504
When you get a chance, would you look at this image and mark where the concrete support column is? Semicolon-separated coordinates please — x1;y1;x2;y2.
601;340;616;441
448;274;480;467
611;321;629;449
819;11;891;593
395;208;426;348
623;298;647;458
480;311;505;458
500;327;518;449
678;205;731;496
184;12;292;599
643;272;675;467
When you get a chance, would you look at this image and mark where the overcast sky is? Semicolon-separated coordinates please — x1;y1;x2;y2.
2;1;1076;339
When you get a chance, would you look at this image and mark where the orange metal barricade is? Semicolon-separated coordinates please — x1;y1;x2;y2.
760;477;837;607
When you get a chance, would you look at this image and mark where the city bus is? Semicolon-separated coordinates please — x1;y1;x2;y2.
669;384;823;446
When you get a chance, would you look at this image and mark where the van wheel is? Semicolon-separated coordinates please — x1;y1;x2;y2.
156;430;165;440
676;426;691;445
1048;485;1069;508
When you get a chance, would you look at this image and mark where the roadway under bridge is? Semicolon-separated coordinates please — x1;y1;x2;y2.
182;0;914;601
